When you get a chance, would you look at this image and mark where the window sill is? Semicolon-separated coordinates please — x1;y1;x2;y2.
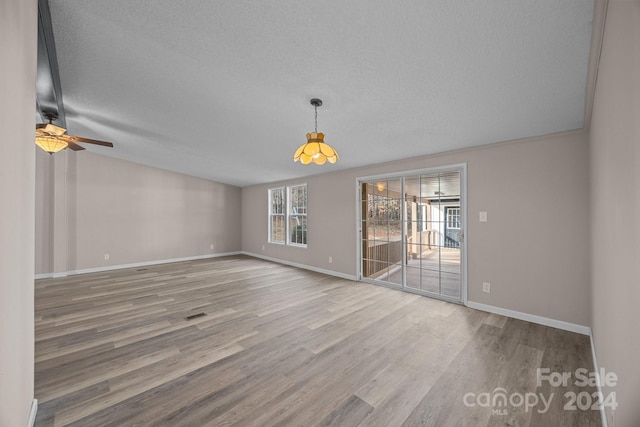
288;243;308;249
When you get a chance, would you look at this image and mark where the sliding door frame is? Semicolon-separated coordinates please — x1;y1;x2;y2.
355;163;468;305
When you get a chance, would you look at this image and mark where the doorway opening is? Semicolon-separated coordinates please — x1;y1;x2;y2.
357;166;466;303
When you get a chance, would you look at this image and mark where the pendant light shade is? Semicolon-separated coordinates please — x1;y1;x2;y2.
294;99;338;165
35;135;68;153
35;121;68;153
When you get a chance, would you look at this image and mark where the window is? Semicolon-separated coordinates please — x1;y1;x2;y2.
268;183;307;247
446;207;461;229
288;184;307;245
268;187;285;243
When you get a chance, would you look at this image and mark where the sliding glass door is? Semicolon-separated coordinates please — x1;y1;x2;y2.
359;167;465;303
360;178;404;287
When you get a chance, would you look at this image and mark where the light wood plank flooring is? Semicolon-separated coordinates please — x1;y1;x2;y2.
35;255;601;426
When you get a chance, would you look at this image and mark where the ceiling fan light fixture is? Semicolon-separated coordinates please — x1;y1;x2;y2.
34;115;114;153
294;98;338;165
35;135;68;153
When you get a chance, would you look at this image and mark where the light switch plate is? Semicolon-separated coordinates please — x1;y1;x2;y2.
479;211;488;222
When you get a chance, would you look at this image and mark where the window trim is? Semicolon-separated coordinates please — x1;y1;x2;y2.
287;183;307;247
268;183;308;248
268;187;286;245
446;206;461;230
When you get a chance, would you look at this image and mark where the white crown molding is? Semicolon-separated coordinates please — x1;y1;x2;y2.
583;0;609;129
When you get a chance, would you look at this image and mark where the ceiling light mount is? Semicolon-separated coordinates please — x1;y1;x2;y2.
293;98;338;165
42;112;58;123
310;98;322;108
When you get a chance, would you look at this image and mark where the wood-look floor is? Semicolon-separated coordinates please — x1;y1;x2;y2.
35;255;600;426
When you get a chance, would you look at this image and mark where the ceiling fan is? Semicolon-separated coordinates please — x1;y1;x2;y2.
35;113;114;154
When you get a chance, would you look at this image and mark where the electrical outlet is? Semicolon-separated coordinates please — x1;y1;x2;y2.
328;256;333;264
479;211;488;222
104;253;110;261
262;245;265;251
482;282;491;293
210;244;214;250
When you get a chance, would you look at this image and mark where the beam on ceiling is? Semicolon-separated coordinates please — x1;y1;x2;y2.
36;0;65;127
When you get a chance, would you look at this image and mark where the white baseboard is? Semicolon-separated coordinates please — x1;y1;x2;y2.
34;252;242;278
27;399;37;427
242;251;357;281
590;330;609;427
466;301;591;335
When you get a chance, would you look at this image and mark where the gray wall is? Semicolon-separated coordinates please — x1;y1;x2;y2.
242;130;591;327
36;150;242;275
0;0;36;424
589;0;640;425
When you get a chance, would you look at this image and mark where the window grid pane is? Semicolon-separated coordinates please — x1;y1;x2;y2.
446;207;460;229
289;215;307;245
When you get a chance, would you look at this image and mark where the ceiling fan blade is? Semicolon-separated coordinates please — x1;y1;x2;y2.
66;141;85;151
67;135;114;147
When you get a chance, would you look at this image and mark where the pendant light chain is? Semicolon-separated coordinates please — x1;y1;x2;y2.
314;105;318;133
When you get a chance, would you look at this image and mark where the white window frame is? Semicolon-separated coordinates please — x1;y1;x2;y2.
287;184;307;247
268;187;286;244
268;183;308;248
446;207;461;229
355;163;467;305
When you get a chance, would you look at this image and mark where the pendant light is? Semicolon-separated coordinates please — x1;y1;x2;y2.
293;98;338;165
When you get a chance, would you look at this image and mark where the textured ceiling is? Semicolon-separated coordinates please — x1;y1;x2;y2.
47;0;594;187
